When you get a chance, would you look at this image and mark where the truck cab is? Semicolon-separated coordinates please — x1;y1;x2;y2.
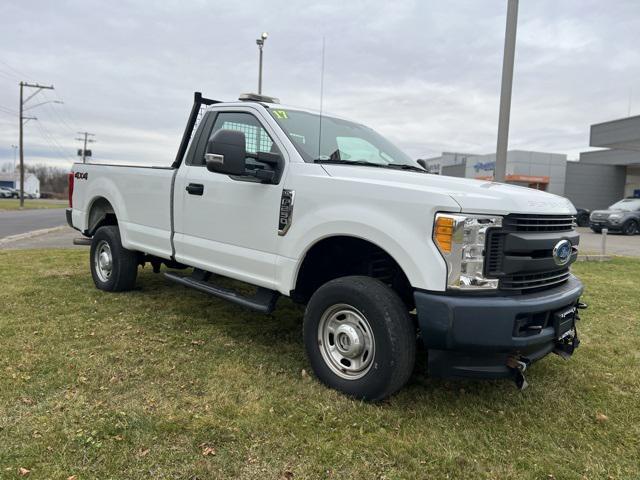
67;92;586;400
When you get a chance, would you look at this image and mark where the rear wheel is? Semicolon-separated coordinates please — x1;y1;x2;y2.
303;276;416;401
90;225;138;291
622;220;638;236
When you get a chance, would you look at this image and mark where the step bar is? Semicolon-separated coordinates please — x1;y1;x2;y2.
163;271;279;314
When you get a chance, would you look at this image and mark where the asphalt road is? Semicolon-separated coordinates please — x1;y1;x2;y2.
0;208;67;239
577;227;639;257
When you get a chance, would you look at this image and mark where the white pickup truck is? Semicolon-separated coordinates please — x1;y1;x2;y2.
67;92;586;400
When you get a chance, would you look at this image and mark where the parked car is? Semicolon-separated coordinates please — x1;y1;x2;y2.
576;208;590;227
66;92;586;400
589;198;640;235
0;187;12;198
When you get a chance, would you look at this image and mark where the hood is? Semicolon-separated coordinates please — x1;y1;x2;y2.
321;165;576;215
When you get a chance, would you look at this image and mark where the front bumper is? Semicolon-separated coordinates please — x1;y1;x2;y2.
589;220;623;231
414;275;584;380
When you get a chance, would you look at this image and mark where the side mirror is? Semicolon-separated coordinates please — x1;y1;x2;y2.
417;159;428;170
205;129;247;175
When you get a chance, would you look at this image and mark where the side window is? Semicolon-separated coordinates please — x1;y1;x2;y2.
208;112;277;158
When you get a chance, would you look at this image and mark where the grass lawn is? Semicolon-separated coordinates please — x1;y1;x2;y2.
0;251;638;479
0;199;67;211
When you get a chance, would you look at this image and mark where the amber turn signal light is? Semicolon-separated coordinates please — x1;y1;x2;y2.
434;215;454;253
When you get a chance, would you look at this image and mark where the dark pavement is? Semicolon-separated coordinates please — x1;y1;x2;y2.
0;209;67;239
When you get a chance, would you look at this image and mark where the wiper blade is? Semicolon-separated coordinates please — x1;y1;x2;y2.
313;159;387;168
385;164;427;173
313;158;427;173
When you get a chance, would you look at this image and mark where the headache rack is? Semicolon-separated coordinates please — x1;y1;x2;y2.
172;92;223;169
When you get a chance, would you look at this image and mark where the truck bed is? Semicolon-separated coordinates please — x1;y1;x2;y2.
70;163;175;259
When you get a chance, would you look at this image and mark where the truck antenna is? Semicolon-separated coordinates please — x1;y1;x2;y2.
318;36;326;160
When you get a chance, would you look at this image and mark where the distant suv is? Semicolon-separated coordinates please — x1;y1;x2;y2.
590;198;640;235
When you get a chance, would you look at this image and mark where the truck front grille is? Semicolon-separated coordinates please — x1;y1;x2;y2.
485;214;578;293
502;214;576;232
499;268;571;291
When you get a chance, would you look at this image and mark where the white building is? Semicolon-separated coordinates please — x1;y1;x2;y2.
0;173;41;198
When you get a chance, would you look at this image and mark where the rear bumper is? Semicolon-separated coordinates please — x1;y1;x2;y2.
65;208;73;228
414;275;584;379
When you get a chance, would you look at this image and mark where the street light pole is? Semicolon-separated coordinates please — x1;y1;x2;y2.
256;32;268;94
495;0;519;183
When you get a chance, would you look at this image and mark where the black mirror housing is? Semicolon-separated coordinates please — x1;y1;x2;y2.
205;129;246;175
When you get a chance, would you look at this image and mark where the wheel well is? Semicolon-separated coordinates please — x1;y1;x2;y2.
87;197;118;235
292;236;414;307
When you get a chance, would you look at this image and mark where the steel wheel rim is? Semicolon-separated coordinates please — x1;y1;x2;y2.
317;303;375;380
94;240;113;283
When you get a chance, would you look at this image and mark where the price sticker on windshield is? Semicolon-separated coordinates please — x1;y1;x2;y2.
273;109;288;119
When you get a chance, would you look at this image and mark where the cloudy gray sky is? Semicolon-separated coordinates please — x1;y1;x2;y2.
1;0;639;170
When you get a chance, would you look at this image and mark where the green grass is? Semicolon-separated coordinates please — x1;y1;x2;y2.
0;199;67;211
0;251;638;479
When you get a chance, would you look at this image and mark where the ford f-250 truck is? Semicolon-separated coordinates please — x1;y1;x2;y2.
67;92;586;401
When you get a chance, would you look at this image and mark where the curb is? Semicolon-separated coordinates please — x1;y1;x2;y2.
0;225;67;246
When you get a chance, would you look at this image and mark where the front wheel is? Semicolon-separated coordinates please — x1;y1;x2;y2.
90;225;139;292
622;220;638;236
303;276;416;401
590;227;602;234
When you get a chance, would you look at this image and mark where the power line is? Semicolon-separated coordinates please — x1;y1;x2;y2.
33;120;75;162
40;91;77;134
0;58;28;78
0;105;18;116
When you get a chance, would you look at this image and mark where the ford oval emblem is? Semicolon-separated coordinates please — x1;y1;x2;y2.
552;240;573;266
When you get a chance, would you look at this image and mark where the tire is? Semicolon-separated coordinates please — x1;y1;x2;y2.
303;276;416;401
90;225;138;292
590;227;602;234
577;213;590;227
622;220;638;236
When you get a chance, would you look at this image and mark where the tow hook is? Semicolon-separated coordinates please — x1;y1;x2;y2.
553;300;586;359
507;356;530;391
554;327;580;359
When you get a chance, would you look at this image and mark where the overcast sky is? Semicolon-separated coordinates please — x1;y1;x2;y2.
1;0;639;170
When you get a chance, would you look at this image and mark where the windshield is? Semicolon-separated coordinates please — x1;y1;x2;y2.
268;108;419;169
609;199;640;211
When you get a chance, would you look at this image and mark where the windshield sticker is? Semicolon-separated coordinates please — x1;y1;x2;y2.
273;109;288;119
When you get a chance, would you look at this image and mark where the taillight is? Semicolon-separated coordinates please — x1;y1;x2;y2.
68;172;74;208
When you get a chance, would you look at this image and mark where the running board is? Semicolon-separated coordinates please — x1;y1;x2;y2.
163;271;279;314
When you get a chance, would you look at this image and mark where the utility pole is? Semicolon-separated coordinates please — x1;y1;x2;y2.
256;32;268;94
494;0;519;183
19;81;54;208
75;131;96;163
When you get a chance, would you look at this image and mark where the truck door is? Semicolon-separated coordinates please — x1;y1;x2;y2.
173;109;286;290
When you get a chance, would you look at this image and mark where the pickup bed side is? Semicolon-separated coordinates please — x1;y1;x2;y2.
71;165;175;259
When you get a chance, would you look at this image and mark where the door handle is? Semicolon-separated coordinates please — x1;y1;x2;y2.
186;183;204;196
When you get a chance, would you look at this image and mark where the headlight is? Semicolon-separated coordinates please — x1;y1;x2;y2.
433;213;502;290
609;213;623;220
